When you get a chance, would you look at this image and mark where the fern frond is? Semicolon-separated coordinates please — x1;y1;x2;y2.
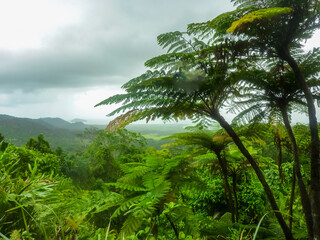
149;181;172;203
105;110;141;131
111;195;144;218
118;165;151;184
164;203;197;235
227;7;293;34
145;52;198;72
157;31;195;53
119;214;144;238
231;0;266;9
192;152;218;167
106;182;147;192
142;172;166;190
91;191;124;214
162;156;185;176
188;8;252;39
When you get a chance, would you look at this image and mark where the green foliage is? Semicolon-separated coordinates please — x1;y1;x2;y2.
95;32;239;130
105;150;198;238
187;8;252;39
227;55;320;127
0;133;9;151
1;122;312;239
227;7;293;33
25;134;53;154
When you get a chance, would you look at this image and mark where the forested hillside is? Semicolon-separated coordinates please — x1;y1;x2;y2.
1;0;320;239
0;115;90;151
0;115;187;151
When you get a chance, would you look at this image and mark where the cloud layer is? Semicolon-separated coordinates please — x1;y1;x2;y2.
0;0;233;91
1;1;317;123
0;0;235;121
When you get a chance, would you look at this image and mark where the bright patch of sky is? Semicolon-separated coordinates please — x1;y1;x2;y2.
0;0;82;51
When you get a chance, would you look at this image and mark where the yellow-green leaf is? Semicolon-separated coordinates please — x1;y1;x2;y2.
227;7;293;33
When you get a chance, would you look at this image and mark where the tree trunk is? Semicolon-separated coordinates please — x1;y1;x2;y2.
232;171;239;222
279;48;320;239
280;105;313;239
275;134;284;183
216;151;236;222
151;217;158;239
212;111;294;240
165;214;179;239
289;165;296;231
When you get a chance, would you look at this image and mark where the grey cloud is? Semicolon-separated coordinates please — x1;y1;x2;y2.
0;0;236;121
0;0;233;93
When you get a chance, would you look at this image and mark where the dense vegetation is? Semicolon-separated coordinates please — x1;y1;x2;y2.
0;123;317;239
1;0;320;239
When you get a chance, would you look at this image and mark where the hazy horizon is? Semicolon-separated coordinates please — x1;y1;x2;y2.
1;110;316;126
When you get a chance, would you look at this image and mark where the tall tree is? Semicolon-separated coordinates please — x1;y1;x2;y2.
229;57;320;236
223;1;320;237
163;127;236;222
96;31;294;239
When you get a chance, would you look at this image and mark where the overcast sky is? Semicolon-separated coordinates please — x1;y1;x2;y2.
0;0;319;124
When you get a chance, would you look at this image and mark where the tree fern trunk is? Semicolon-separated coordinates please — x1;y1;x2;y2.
165;214;179;239
232;171;239;222
216;151;236;222
212;111;294;240
289;165;296;231
151;218;158;239
276;134;284;183
280;105;313;239
279;48;320;239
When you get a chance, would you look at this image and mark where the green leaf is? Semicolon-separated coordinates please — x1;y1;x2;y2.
227;7;293;33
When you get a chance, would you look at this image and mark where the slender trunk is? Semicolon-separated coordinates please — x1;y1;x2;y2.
216;151;236;222
289;165;296;231
212;111;294;240
232;171;239;222
151;218;158;239
279;48;320;239
165;214;179;239
276;135;284;183
280;105;313;239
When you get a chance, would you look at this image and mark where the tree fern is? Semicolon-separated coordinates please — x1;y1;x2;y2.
228;56;319;127
103;150;198;238
95;7;300;236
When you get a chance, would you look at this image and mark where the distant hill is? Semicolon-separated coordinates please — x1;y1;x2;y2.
0;115;102;151
0;114;188;151
36;117;88;131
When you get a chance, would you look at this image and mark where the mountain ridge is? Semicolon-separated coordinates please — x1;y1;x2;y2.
0;114;102;151
0;114;188;151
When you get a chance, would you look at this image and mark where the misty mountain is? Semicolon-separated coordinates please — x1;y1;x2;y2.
35;117;88;131
0;114;188;151
0;114;102;151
